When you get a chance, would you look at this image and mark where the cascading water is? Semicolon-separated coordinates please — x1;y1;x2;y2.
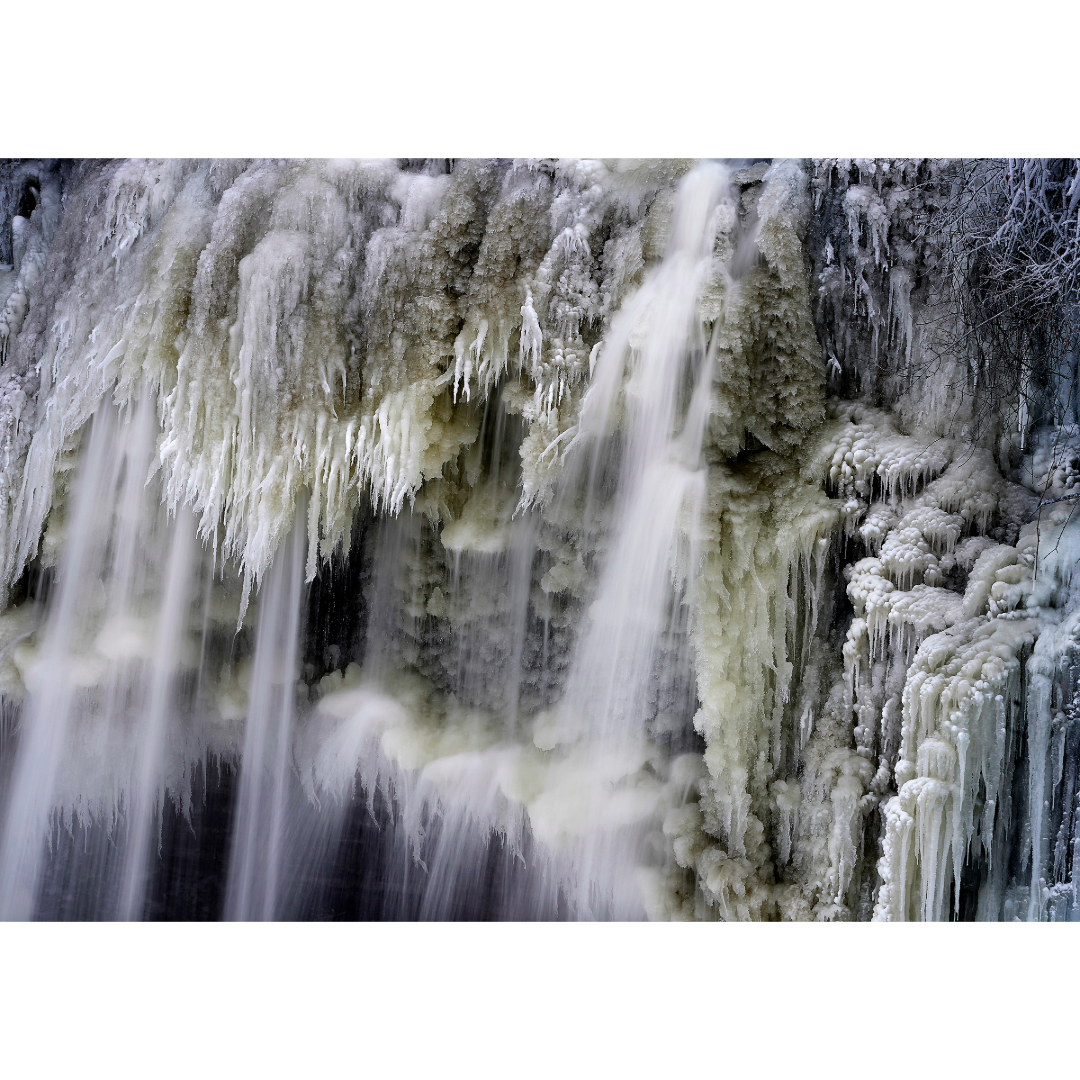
519;162;728;915
0;390;213;919
224;502;305;921
1;156;1079;920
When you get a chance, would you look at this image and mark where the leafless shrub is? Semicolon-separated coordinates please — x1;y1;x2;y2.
932;159;1080;441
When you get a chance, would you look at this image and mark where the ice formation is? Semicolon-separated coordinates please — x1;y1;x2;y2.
1;156;1078;920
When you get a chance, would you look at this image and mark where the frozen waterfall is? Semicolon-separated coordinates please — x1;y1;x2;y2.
1;156;1079;920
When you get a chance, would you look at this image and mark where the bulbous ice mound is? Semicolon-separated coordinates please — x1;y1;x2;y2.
0;157;1077;921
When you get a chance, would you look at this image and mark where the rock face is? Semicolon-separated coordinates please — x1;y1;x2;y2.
0;157;1077;921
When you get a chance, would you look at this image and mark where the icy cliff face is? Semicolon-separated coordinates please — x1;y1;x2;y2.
0;157;1077;920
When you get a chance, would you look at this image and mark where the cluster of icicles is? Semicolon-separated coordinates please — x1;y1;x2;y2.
0;157;1077;920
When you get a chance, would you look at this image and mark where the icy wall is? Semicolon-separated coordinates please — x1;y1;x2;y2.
0;157;1077;920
